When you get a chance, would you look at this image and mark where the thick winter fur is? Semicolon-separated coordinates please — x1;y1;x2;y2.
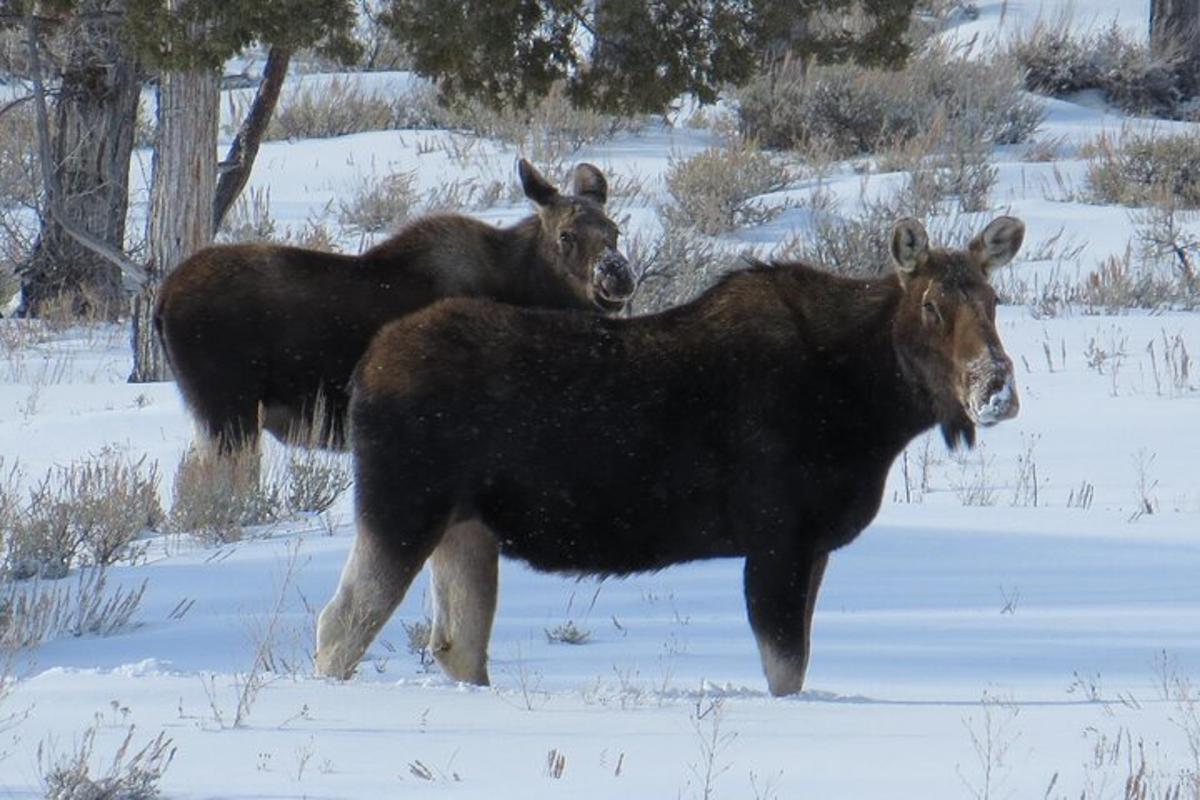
155;160;633;452
316;217;1024;696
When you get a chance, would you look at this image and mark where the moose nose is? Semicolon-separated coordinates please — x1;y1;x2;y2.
597;248;634;300
976;363;1019;425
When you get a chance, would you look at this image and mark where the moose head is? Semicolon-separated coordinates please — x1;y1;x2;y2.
518;159;635;312
890;216;1024;448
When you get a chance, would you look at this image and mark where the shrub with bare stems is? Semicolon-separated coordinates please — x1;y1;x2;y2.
39;720;175;800
663;140;793;236
737;42;1043;160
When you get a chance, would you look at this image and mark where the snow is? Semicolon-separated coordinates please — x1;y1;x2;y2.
4;3;1200;797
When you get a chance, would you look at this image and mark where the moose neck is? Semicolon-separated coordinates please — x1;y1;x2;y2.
771;266;943;460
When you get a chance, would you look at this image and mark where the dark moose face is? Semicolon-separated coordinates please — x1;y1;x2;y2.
519;159;635;312
890;216;1024;447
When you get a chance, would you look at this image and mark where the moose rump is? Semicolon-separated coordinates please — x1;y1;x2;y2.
316;216;1025;696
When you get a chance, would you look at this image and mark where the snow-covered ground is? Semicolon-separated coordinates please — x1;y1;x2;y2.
4;1;1200;797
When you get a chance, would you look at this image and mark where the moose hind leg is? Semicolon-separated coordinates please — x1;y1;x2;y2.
743;549;830;697
316;514;438;679
429;520;499;685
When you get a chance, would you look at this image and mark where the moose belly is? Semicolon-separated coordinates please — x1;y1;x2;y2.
476;467;740;577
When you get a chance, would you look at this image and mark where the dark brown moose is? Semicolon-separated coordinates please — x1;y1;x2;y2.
315;216;1024;696
155;160;634;453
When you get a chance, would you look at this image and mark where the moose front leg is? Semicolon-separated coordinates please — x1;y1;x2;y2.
743;549;830;697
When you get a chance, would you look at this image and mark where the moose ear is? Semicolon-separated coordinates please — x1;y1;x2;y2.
571;163;608;206
890;217;929;281
969;216;1025;272
518;158;559;207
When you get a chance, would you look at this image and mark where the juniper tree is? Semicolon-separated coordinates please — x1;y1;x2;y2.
381;0;916;115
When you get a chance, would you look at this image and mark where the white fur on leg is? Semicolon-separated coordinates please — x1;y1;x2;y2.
429;520;498;685
755;635;809;697
315;520;416;679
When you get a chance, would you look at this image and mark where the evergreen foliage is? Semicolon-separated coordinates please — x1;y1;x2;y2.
382;0;916;115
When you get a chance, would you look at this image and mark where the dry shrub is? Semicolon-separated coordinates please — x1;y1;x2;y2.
737;43;1043;160
0;102;39;300
338;171;419;236
40;721;175;800
3;453;162;581
777;183;973;279
280;448;351;515
663;140;792;235
422;177;508;214
254;393;353;516
626;221;745;314
244;75;450;142
1084;129;1200;208
169;447;280;544
1011;19;1189;117
217;186;276;243
262;75;402;140
879;114;999;214
2;567;147;650
445;81;642;166
1082;240;1199;315
282;210;339;252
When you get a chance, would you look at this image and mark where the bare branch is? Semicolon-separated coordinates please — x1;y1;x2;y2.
212;46;292;230
0;94;32;122
22;4;147;292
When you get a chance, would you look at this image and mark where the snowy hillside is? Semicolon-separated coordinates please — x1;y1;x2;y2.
2;2;1200;798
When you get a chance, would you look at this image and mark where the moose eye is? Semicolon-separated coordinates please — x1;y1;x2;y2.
559;231;576;247
922;300;941;321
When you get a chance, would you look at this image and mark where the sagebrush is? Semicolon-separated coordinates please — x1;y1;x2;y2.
737;42;1043;160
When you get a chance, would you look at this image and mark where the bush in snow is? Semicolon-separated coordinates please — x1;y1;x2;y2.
0;103;38;305
169;447;280;544
1011;20;1189;118
1084;128;1200;209
280;449;351;515
443;81;643;172
736;42;1043;161
40;722;175;800
217;186;276;244
260;75;408;140
662;139;792;236
624;220;743;315
337;170;419;237
3;453;162;581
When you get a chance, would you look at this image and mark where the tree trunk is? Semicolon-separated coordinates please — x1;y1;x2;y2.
212;46;291;231
129;66;219;383
1151;0;1200;94
19;0;138;319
